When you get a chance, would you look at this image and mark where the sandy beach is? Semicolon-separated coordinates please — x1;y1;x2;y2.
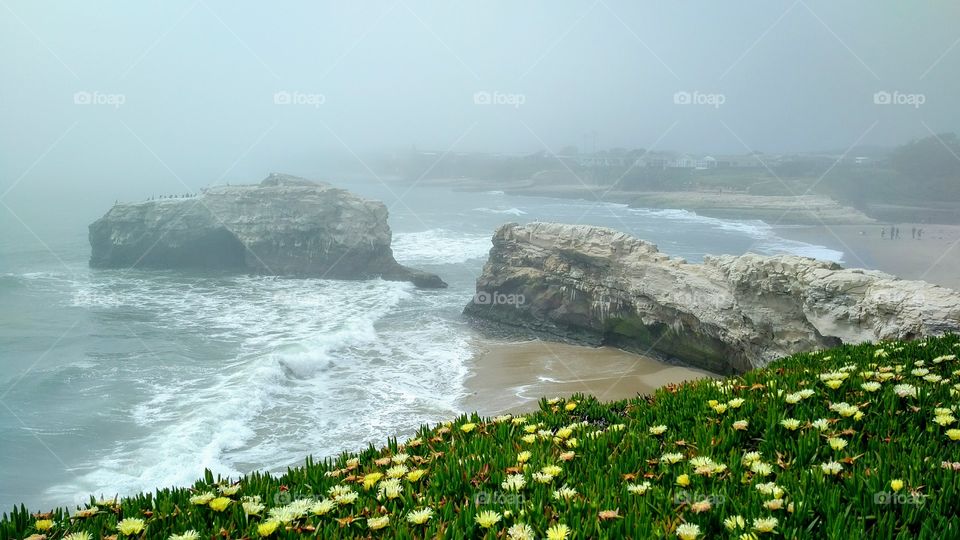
462;339;718;416
775;223;960;291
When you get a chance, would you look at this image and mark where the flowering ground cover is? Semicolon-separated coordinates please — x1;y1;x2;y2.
5;335;960;539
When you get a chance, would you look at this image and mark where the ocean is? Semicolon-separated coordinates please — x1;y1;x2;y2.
0;179;844;511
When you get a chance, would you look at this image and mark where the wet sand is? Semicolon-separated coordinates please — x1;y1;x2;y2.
462;339;718;416
775;224;960;291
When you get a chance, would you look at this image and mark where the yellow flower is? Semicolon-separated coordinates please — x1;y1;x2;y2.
208;497;231;512
890;479;904;492
713;403;728;414
828;437;848;451
406;469;426;482
676;474;690;487
547;523;571;540
780;418;801;431
257;521;280;537
34;520;54;531
728;398;745;408
367;516;390;530
825;379;843;389
363;472;384;489
565;401;577;411
117;518;146;536
555;427;573;439
64;533;94;540
460;423;477;433
934;414;956;426
475;510;501;528
521;434;536;444
648;424;668;436
517;451;532;463
189;492;215;505
946;429;960;441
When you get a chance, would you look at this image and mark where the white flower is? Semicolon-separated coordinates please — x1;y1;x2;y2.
377;478;403;500
507;522;535;540
676;522;701;540
752;516;779;533
406;507;433;525
552;484;578;501
501;473;526;491
627;481;651;495
649;425;668;435
894;384;918;398
820;461;843;475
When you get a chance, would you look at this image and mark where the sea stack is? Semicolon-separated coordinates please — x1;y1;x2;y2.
88;173;446;288
464;222;960;373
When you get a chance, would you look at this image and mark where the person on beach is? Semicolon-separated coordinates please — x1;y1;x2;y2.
912;227;917;239
881;228;886;239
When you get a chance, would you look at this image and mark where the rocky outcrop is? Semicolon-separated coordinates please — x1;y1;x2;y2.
89;173;446;288
464;222;960;373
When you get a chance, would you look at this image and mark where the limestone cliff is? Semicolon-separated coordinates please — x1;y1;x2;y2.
89;174;446;288
464;222;960;373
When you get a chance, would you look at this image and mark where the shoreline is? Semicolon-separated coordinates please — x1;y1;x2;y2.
773;223;960;291
460;338;719;416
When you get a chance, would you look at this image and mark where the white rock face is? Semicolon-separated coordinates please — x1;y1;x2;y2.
464;222;960;373
88;173;446;287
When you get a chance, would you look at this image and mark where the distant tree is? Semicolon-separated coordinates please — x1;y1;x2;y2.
890;133;960;182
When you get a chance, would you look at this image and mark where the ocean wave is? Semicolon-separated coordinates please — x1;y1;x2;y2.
629;207;844;263
392;229;492;265
472;207;527;216
46;275;471;506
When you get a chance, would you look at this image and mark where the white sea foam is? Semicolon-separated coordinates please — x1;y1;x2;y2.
630;207;844;263
473;207;527;216
47;275;471;505
392;229;492;265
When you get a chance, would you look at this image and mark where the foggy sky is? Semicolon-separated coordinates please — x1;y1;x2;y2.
2;1;959;202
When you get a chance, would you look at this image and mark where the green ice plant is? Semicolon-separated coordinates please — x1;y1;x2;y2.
4;336;960;539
